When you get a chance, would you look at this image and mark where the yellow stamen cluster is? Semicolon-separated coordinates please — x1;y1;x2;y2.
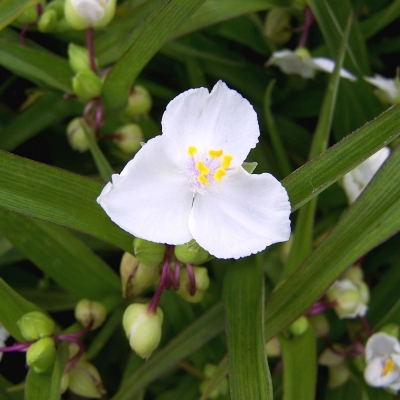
188;146;233;186
383;359;395;376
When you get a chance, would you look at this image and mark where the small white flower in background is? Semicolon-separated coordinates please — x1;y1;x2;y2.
364;332;400;391
326;279;369;319
65;0;116;30
0;323;10;362
266;47;357;81
342;147;390;204
364;75;400;105
97;81;291;259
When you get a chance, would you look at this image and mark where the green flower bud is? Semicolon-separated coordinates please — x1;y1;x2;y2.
68;43;97;73
74;298;107;330
340;264;363;284
295;47;311;59
263;8;292;45
174;239;210;265
265;336;281;357
122;303;163;358
60;372;70;394
64;0;116;30
133;237;166;266
17;311;56;341
68;360;105;398
13;1;46;26
379;323;400;339
26;337;57;373
319;346;345;367
288;316;309;336
120;252;160;298
124;86;153;117
308;313;329;338
72;70;102;101
37;10;58;32
327;364;350;388
177;266;210;303
66;117;95;152
113;124;144;155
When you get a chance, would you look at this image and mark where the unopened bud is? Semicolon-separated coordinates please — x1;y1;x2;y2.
68;360;105;398
379;323;400;339
289;316;309;336
74;299;107;330
17;311;55;341
177;266;210;303
26;337;57;373
319;347;345;367
308;313;329;338
174;240;210;265
113;124;144;155
60;373;70;394
340;264;363;284
133;237;166;266
13;1;46;26
124;86;152;116
37;10;58;32
72;70;102;101
264;8;292;45
327;364;350;388
122;303;163;358
68;43;97;73
120;252;160;298
265;336;281;357
295;47;311;59
64;0;117;30
66;117;95;152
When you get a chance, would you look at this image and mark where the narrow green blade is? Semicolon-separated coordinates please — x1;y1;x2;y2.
0;0;35;30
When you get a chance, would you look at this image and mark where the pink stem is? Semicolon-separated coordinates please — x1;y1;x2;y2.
173;258;181;290
0;342;31;353
86;28;97;74
360;316;372;337
298;6;314;48
185;263;196;296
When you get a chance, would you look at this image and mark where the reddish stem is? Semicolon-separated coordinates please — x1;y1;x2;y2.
185;263;196;296
86;28;97;74
298;6;314;48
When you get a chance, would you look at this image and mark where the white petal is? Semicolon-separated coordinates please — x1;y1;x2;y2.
267;50;316;78
364;357;400;388
365;333;400;361
311;57;357;81
161;81;259;165
72;0;105;24
97;136;193;245
365;75;398;103
188;168;291;259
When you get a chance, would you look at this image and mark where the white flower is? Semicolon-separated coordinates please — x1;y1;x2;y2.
266;48;357;81
65;0;116;30
364;75;400;104
364;332;400;391
326;279;369;319
343;147;390;204
97;81;291;259
0;323;10;362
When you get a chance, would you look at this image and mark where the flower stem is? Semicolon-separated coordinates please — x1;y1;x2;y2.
86;28;97;74
298;6;314;48
185;263;196;296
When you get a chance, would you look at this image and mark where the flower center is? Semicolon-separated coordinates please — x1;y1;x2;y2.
187;145;233;193
382;359;395;376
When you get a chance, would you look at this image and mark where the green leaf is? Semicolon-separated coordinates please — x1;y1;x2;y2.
223;260;272;400
0;150;133;252
279;327;317;400
25;342;69;400
0;374;23;400
0;208;121;300
101;0;207;111
0;0;36;30
0;30;72;92
199;357;228;400
0;277;41;341
265;145;400;341
112;303;225;400
283;104;400;213
0;92;81;152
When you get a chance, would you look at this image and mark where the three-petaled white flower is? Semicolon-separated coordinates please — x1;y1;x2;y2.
364;75;400;105
65;0;116;30
0;323;9;362
342;147;390;204
364;332;400;391
266;48;357;81
97;81;291;259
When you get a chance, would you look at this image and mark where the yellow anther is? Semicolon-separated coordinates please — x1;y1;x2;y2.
383;359;395;376
214;168;226;182
188;146;197;157
221;154;233;169
196;161;209;175
198;174;209;186
208;149;223;158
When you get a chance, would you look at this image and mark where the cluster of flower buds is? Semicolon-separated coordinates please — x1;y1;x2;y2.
37;0;69;32
121;238;212;358
326;265;370;319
